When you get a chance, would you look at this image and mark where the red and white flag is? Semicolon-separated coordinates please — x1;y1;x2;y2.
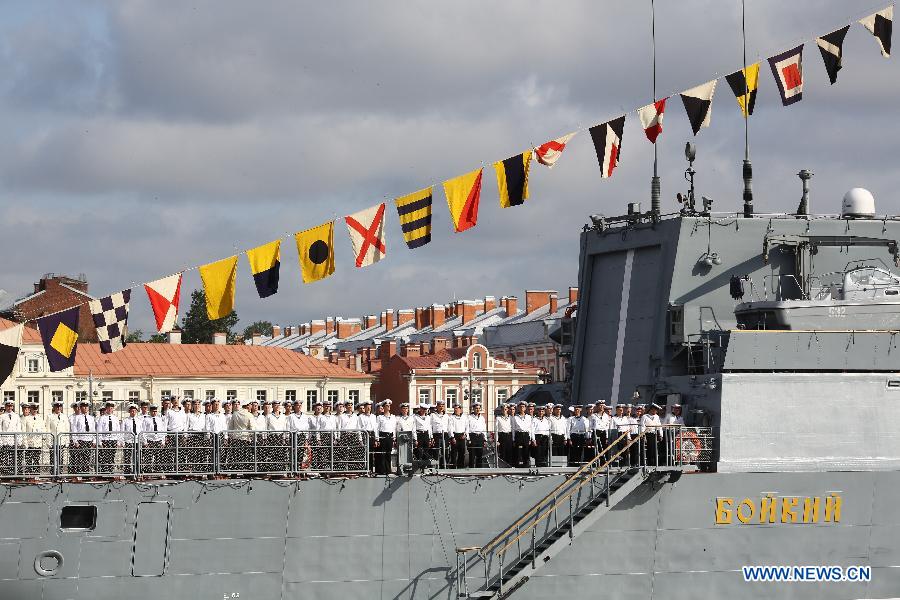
144;272;182;333
589;115;626;179
637;98;667;143
345;203;387;268
534;132;577;168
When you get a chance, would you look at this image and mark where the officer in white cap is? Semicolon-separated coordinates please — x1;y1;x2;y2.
374;400;397;474
356;400;377;470
467;402;487;468
566;405;589;467
142;404;168;475
120;403;142;475
448;402;469;469
531;405;551;467
548;404;567;461
641;402;663;466
511;401;532;468
494;403;513;466
96;401;121;475
430;400;451;468
413;402;432;462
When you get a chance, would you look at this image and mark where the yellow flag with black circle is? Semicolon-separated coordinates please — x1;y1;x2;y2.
199;255;238;320
295;221;335;283
494;150;533;208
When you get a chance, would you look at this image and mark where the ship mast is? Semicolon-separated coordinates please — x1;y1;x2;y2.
741;0;754;217
650;0;661;215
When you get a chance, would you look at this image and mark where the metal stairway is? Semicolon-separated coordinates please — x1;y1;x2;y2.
456;430;677;599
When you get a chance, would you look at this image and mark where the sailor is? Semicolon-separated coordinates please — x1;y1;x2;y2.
45;400;69;472
374;400;397;474
205;400;228;435
96;401;121;475
583;403;596;461
165;396;186;436
356;400;377;471
120;403;141;475
448;403;468;469
641;403;663;466
661;403;683;464
287;401;314;432
611;404;630;466
71;400;97;475
338;400;358;430
591;401;612;457
467;402;487;468
413;403;432;462
184;400;209;473
68;402;80;433
22;402;45;476
252;400;267;432
511;401;533;468
0;400;21;476
548;404;567;461
566;405;589;467
142;405;168;475
263;400;288;472
139;400;150;424
430;400;451;468
494;403;513;466
629;404;644;466
531;405;551;467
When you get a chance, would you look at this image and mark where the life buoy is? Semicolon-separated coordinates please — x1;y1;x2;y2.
675;430;702;463
34;550;63;577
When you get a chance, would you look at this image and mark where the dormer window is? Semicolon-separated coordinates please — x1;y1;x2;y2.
27;358;40;373
472;352;482;370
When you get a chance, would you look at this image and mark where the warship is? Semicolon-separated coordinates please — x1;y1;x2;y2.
3;140;900;600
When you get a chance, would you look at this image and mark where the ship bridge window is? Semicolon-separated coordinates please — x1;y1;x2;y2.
60;505;97;531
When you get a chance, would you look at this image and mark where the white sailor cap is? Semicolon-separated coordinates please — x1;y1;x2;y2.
52;400;64;406
672;403;682;408
79;400;91;406
527;402;536;407
650;402;662;410
104;401;116;407
399;402;410;408
360;399;373;405
242;398;254;406
472;401;482;407
382;399;392;405
149;404;159;410
517;400;527;406
313;401;323;407
127;403;139;409
416;402;428;409
435;399;445;405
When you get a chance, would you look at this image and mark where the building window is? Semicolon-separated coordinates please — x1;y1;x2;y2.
306;390;318;412
226;390;237;402
27;358;40;373
446;388;458;406
183;390;194;399
327;390;339;406
52;390;64;404
472;352;482;370
471;389;482;405
497;389;509;404
75;391;87;403
128;391;140;402
3;391;15;404
160;390;172;400
348;390;359;405
418;388;431;404
256;390;267;402
285;390;296;404
102;391;113;404
27;390;40;405
205;390;215;401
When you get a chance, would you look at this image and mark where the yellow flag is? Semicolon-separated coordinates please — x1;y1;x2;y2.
295;221;335;283
443;168;483;232
246;239;281;298
199;255;238;319
494;150;532;208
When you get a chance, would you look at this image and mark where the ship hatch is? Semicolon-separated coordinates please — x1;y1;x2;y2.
131;501;170;576
60;505;96;531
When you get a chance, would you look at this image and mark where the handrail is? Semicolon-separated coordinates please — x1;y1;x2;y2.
495;430;649;557
479;430;631;557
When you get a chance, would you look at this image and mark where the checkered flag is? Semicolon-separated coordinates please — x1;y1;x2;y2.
89;289;131;354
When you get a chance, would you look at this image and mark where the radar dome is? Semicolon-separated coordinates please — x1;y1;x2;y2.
841;188;875;219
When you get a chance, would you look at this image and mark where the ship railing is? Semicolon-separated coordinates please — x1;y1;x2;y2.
216;430;370;475
137;431;216;477
425;433;499;470
0;432;57;479
761;273;807;301
56;432;139;478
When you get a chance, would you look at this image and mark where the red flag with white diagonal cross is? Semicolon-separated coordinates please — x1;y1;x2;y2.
345;203;387;268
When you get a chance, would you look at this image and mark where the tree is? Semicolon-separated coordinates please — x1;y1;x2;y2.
243;320;273;339
180;289;239;344
148;333;167;343
125;329;144;343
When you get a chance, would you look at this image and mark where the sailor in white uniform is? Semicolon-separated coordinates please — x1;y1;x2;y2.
430;400;451;468
142;405;168;474
531;405;551;467
548;404;567;461
467;402;487;468
356;400;377;470
448;403;469;469
374;400;397;474
413;403;432;461
22;402;46;476
494;403;513;466
511;401;533;468
0;400;21;476
96;401;121;475
120;403;142;475
71;401;97;474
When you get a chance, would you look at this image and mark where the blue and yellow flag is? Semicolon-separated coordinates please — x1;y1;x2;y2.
246;239;281;298
395;187;433;249
494;150;532;208
37;306;80;372
199;255;238;320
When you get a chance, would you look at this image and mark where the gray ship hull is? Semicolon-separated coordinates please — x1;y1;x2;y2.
2;470;898;600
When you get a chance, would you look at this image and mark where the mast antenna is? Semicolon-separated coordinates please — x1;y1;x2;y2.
650;0;661;215
741;0;754;217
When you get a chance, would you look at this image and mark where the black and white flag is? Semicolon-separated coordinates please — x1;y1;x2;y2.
860;6;892;58
89;289;131;354
680;80;717;135
816;26;850;84
0;323;23;386
768;45;804;106
589;115;625;179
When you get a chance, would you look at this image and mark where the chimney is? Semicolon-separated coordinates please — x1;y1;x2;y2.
430;304;445;329
525;290;554;315
380;339;398;359
325;317;335;335
419;341;429;355
384;309;395;331
284;326;293;337
433;337;450;352
484;296;497;311
213;332;227;345
272;325;282;337
568;287;579;305
549;293;558;315
364;315;377;329
403;343;420;358
461;301;478;325
252;333;263;346
308;344;324;360
168;329;182;344
397;309;414;327
337;319;361;339
502;296;519;317
414;307;428;330
310;320;325;335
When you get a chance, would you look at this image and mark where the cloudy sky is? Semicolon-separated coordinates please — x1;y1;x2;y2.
1;1;896;334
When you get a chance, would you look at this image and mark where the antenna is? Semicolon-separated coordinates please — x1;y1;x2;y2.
741;0;754;217
650;0;661;215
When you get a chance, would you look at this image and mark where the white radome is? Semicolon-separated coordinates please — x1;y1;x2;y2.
841;187;876;218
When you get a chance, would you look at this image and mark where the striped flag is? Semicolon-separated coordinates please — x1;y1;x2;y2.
395;187;433;249
589;116;625;179
443;168;483;232
725;64;760;116
494;150;533;208
680;80;717;135
637;99;667;143
768;45;804;106
534;132;577;168
860;7;892;58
